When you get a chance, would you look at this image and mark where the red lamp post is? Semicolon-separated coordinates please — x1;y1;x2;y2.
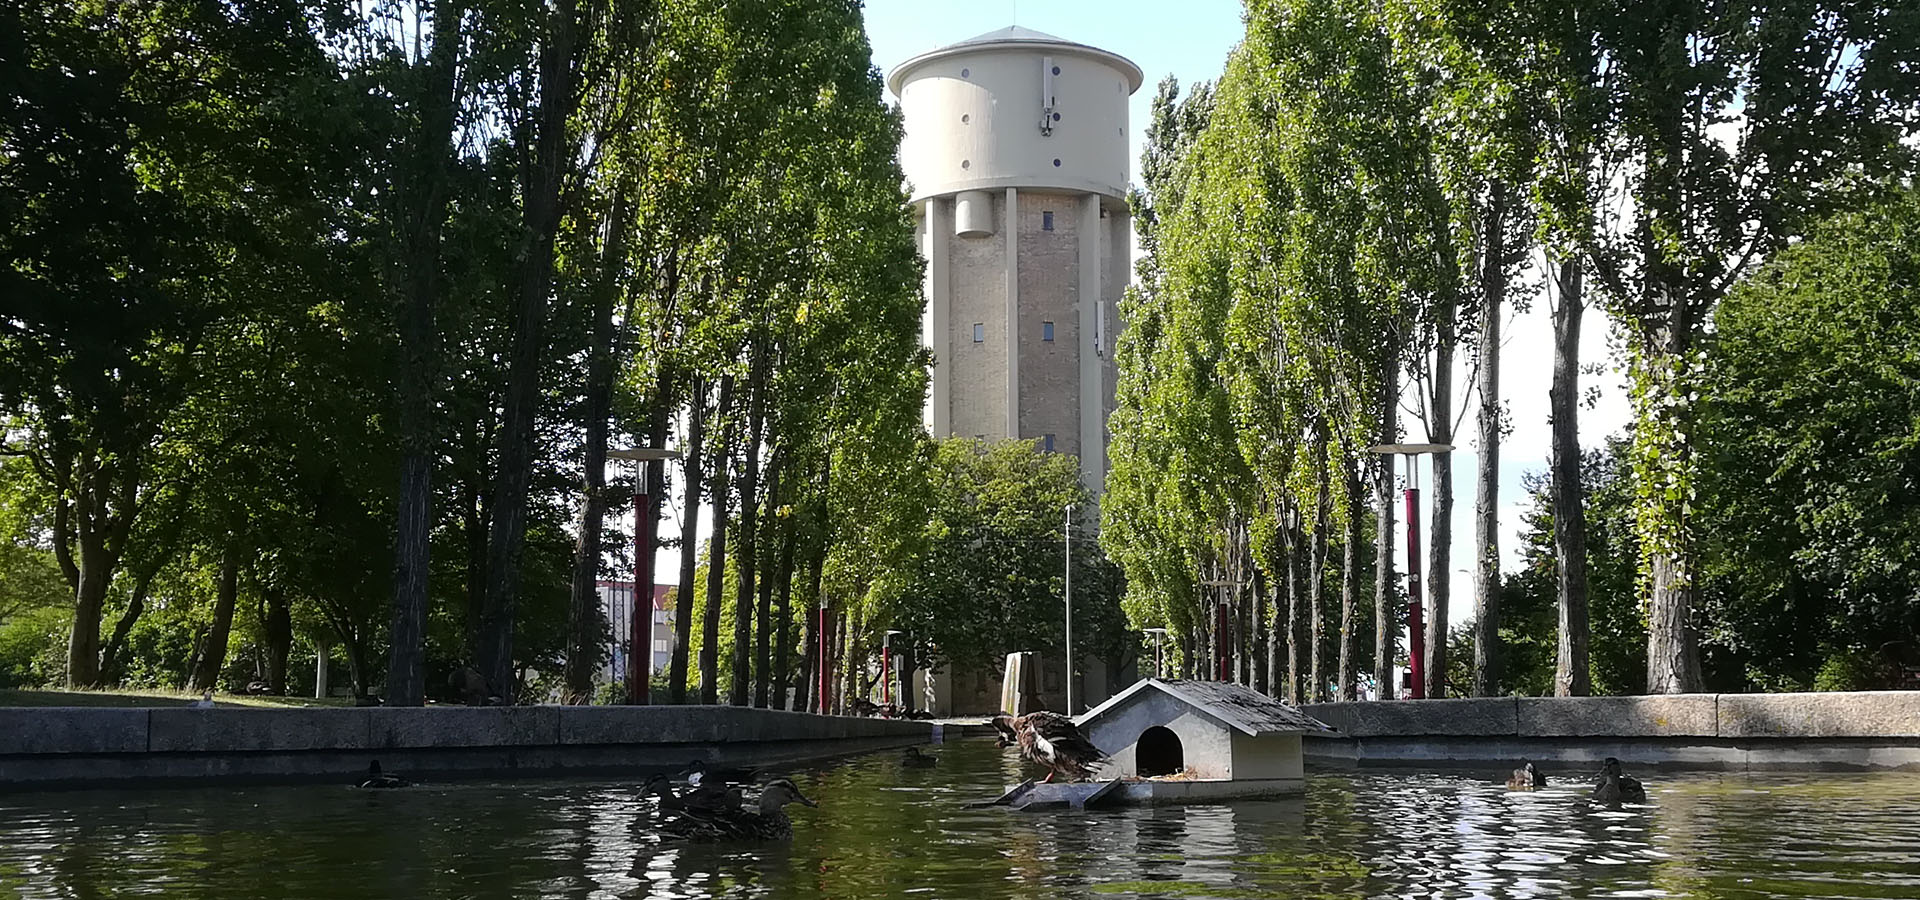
1371;443;1453;701
609;447;680;706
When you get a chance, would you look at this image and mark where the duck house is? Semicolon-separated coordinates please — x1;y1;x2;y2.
999;679;1331;809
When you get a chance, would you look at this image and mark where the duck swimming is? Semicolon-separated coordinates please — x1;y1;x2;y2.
660;778;817;842
680;759;756;787
1506;761;1547;790
358;760;409;789
902;747;937;768
643;773;741;816
1590;757;1647;806
990;711;1107;783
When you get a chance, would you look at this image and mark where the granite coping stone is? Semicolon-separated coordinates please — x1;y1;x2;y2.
1518;694;1719;737
0;708;151;755
1302;698;1519;737
148;707;376;752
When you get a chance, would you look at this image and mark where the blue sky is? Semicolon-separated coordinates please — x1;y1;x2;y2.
652;1;1638;636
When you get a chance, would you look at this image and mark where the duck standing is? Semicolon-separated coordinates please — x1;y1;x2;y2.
1591;757;1647;806
661;778;817;842
990;711;1107;783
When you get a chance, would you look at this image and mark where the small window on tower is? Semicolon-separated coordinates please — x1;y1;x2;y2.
972;323;985;343
1042;211;1055;231
1042;321;1054;342
1044;434;1056;452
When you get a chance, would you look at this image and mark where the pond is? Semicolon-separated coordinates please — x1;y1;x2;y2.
4;738;1919;899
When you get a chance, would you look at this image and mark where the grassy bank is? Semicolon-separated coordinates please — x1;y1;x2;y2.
0;688;350;709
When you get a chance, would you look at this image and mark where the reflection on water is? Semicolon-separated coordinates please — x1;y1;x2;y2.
4;740;1919;899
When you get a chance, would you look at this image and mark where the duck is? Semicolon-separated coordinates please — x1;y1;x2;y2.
1507;761;1547;790
680;759;756;788
643;773;741;816
990;711;1107;783
901;747;938;768
660;778;817;842
1590;757;1647;806
358;760;409;789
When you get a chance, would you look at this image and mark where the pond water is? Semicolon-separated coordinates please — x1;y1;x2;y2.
4;739;1919;899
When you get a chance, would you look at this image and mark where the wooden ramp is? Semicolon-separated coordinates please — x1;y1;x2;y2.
983;778;1126;811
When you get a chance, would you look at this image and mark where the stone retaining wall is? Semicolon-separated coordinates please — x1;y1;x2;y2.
0;705;933;789
1298;692;1920;771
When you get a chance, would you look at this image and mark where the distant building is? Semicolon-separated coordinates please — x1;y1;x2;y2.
598;580;675;682
888;26;1143;500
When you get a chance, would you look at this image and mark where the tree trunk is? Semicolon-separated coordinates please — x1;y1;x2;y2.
730;359;767;708
65;513;114;688
1373;359;1400;700
700;375;736;705
1338;453;1362;701
265;586;291;695
772;490;799;709
1639;79;1704;695
99;562;161;684
384;0;460;708
563;189;632;702
190;546;240;693
752;451;781;707
1426;304;1456;700
670;376;708;704
1472;182;1508;698
1309;465;1329;703
478;0;579;701
462;464;487;663
1551;258;1592;697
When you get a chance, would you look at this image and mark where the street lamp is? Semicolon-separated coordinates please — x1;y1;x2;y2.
1064;502;1075;715
1144;627;1168;680
1369;442;1452;701
608;446;682;706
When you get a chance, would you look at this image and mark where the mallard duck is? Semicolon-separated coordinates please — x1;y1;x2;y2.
1591;757;1647;806
358;760;409;789
643;773;741;816
661;778;817;842
1507;761;1547;790
991;711;1107;783
902;747;937;768
680;759;756;787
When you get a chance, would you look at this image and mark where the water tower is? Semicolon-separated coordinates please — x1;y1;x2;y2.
889;27;1143;499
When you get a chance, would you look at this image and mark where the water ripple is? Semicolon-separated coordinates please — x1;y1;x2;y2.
3;743;1920;898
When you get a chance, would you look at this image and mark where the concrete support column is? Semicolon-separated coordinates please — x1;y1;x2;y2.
1078;193;1104;498
925;198;952;438
1004;187;1020;438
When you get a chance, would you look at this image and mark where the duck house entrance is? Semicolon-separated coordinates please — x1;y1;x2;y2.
1136;726;1183;777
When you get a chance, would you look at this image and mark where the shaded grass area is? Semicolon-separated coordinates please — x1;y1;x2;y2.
0;688;351;709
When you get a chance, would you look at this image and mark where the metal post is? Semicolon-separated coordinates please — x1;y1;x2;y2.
882;631;893;707
1403;456;1427;701
1065;503;1074;715
817;606;831;715
627;461;658;705
314;638;329;701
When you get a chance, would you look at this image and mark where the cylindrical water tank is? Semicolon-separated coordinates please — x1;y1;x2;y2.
889;27;1144;203
953;191;994;237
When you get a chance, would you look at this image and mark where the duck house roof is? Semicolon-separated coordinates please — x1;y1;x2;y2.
1076;679;1332;737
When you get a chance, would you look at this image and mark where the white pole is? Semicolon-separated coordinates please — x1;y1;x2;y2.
1065;503;1074;715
